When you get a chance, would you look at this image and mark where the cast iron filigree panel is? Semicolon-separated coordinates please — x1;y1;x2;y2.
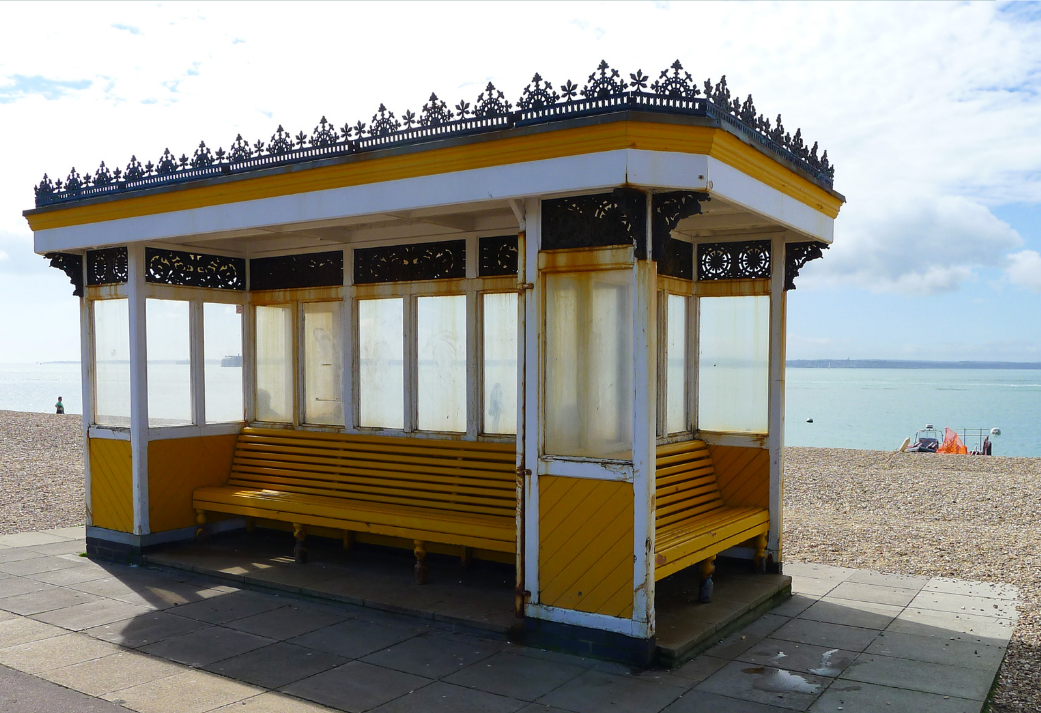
651;191;709;262
353;240;466;284
145;248;245;290
86;247;128;286
784;241;828;290
44;252;84;297
249;251;344;291
697;241;771;281
478;236;519;277
541;189;646;252
658;238;693;280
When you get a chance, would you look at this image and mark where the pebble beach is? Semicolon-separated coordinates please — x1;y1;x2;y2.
0;410;1038;710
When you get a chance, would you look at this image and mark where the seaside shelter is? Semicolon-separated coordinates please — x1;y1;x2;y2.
26;60;843;662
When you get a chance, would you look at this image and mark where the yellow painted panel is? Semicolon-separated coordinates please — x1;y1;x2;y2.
26;122;843;232
709;445;770;509
89;438;133;533
539;476;634;619
149;434;238;533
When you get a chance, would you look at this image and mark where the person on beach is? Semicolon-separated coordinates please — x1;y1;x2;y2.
55;397;65;414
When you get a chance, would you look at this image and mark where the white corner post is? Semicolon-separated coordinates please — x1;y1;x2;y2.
767;235;787;566
522;197;541;614
511;199;528;617
127;244;150;536
631;193;657;638
79;257;94;528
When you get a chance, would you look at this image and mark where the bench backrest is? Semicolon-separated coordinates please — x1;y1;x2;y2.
229;427;517;520
654;440;725;532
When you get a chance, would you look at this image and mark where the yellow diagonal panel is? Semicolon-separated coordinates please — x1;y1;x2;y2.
89;438;133;533
539;476;634;619
150;434;239;533
710;445;769;508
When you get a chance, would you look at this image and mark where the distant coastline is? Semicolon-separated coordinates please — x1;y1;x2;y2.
788;359;1041;370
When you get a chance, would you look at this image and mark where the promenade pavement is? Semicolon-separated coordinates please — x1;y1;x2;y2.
0;527;1017;712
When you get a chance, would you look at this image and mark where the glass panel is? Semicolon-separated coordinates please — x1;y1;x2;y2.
358;298;403;429
255;304;294;423
146;299;192;427
697;295;770;434
417;295;467;432
666;294;687;434
544;269;633;459
303;302;344;426
483;292;517;435
93;298;130;428
203;303;243;423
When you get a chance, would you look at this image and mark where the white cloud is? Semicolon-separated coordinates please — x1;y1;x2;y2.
0;250;7;261
1006;250;1041;292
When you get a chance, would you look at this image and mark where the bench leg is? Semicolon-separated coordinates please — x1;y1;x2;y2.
754;534;768;573
195;510;208;543
343;531;354;553
293;523;308;564
414;540;428;584
461;546;472;569
699;556;716;603
245;517;256;535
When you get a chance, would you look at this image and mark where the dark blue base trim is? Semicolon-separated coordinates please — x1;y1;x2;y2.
522;618;656;668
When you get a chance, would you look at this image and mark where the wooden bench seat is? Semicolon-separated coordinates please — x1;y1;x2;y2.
193;427;517;582
654;440;770;601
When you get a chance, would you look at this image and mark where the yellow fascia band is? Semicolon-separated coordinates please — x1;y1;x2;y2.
27;122;843;232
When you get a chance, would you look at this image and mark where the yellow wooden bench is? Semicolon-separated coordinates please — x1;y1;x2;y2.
192;427;517;582
654;440;770;602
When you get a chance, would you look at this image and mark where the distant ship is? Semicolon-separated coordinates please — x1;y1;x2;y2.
221;355;242;367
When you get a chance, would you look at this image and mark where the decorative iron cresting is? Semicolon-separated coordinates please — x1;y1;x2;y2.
353;240;466;284
250;251;344;291
145;248;246;290
33;60;835;208
784;241;829;290
542;189;646;252
86;247;129;286
478;236;519;277
651;191;709;262
697;241;771;281
658;238;694;281
44;252;84;296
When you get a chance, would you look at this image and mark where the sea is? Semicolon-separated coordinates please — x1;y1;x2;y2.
1;363;1038;457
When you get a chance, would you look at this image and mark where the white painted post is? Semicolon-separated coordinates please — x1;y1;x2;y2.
243;252;255;424
190;300;205;425
79;257;94;527
522;197;541;610
466;234;479;440
767;235;787;565
631;194;657;637
342;247;354;433
126;245;150;536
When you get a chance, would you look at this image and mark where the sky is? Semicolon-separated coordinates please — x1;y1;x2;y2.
1;1;1040;363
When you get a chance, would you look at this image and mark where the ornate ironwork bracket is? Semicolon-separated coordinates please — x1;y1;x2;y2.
44;252;84;297
478;236;518;277
353;240;466;284
250;251;343;291
145;248;245;290
542;188;646;252
651;191;709;262
86;247;128;286
784;241;828;290
697;240;771;281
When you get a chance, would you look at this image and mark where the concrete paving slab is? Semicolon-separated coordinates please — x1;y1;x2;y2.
798;598;903;630
32;597;154;631
808;682;982;713
672;654;729;683
0;663;129;713
362;630;504;678
909;590;1018;620
886;607;1014;647
104;669;263;713
0;576;51;599
288;617;427;659
537;669;684;713
841;653;996;701
0;584;99;615
771;618;880;653
212;691;341;712
0;555;84;577
0;532;67;548
516;705;574;713
40;650;183;696
922;578;1018;601
782;563;856;582
663;689;794;712
0;632;121;674
695;660;827;711
226;603;351;640
372;680;525;713
40;527;86;540
140;626;275;667
704;629;767;660
281;660;432;712
445;650;586;701
770;594;819;618
737;638;857;678
28;540;88;556
30;565;112;586
204;642;348;689
866;630;1006;670
0;548;49;563
0;616;66;647
826;581;919;607
788;576;839;598
844;570;929;591
164;590;287;624
84;610;210;648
